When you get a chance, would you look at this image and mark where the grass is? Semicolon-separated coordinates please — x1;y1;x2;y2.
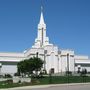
37;76;90;84
0;76;90;89
0;80;34;89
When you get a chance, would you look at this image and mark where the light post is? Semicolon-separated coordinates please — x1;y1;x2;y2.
36;52;39;58
36;52;39;76
67;53;69;83
67;53;69;73
49;69;52;84
58;50;61;73
0;63;2;77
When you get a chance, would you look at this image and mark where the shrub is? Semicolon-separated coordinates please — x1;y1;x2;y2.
5;79;13;84
65;71;72;76
5;74;12;78
14;73;20;76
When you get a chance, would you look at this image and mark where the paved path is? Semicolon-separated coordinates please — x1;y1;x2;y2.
32;85;90;90
1;83;90;90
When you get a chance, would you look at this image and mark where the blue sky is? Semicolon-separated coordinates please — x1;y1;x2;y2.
0;0;90;56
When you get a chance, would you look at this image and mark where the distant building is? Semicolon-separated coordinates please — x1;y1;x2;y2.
0;7;90;75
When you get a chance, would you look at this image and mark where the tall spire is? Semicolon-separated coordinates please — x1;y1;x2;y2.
33;5;49;48
39;6;45;25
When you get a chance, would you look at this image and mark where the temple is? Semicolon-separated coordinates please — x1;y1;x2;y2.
0;7;90;75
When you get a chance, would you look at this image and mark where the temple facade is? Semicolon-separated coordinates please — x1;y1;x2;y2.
0;8;90;75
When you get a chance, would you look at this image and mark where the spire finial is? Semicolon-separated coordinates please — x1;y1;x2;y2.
39;5;45;24
41;0;43;11
41;6;43;12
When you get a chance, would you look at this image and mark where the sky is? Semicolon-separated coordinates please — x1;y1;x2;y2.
0;0;90;56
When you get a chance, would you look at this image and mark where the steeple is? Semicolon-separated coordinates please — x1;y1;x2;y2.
39;6;45;25
32;6;49;48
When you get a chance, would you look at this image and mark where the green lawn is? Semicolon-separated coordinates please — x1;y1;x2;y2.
37;76;90;84
0;80;32;89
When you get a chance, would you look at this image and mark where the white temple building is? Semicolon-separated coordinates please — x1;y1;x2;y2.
0;8;90;75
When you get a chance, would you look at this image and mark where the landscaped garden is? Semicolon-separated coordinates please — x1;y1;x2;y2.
0;76;90;89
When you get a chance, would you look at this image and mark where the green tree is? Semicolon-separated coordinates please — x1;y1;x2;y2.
17;57;43;77
32;57;44;75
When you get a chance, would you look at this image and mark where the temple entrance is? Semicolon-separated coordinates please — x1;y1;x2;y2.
50;68;55;74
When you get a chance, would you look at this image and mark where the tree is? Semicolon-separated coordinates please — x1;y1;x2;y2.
17;57;44;77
